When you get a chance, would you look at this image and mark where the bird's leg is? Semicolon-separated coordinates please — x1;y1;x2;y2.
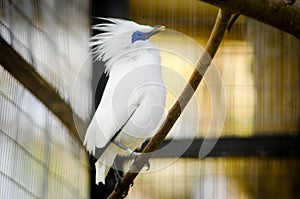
112;160;131;198
113;162;123;185
113;141;135;155
129;152;150;171
112;162;123;191
112;141;151;171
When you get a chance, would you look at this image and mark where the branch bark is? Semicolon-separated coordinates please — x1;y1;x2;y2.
107;9;232;199
198;0;300;39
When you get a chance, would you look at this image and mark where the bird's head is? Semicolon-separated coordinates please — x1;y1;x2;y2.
91;18;165;73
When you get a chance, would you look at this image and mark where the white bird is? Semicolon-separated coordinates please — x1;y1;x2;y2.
84;18;166;185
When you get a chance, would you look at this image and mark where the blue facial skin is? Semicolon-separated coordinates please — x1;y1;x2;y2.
132;31;148;43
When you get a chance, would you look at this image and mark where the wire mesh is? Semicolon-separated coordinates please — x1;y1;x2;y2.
0;0;92;121
0;0;91;198
128;157;300;199
129;0;300;138
127;0;300;198
0;66;89;198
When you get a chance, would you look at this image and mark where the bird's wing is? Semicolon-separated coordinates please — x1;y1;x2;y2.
84;106;136;155
84;77;138;155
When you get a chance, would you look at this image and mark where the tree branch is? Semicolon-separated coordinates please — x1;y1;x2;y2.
107;9;232;199
198;0;300;39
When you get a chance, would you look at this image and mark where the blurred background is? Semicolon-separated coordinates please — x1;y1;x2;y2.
0;0;299;199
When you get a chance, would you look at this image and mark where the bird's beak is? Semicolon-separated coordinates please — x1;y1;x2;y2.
147;25;166;38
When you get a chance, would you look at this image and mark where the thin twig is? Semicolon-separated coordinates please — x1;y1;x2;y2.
227;14;240;32
107;9;232;199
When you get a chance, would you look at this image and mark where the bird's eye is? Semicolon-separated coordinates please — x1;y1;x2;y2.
132;31;145;43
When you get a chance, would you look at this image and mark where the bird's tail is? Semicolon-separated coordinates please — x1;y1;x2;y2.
84;117;98;155
95;144;117;184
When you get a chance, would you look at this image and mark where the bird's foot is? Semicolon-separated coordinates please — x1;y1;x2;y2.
113;173;133;199
112;141;151;170
113;169;123;187
113;171;132;198
114;182;130;199
129;152;151;171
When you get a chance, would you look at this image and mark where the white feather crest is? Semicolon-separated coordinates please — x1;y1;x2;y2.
90;18;152;73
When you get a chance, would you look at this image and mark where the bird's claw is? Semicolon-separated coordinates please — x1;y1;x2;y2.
114;179;130;199
113;177;129;199
144;160;150;171
113;167;123;193
114;180;121;193
129;152;151;171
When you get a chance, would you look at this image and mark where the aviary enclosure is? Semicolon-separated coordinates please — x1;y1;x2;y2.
0;0;299;198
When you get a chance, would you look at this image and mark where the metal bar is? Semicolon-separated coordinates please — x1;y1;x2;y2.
146;134;300;158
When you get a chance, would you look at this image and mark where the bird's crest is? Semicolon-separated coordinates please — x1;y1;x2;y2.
90;18;153;73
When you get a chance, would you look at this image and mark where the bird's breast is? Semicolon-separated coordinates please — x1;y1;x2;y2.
104;48;166;144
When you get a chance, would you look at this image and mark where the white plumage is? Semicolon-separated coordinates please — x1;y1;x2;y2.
84;18;166;184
